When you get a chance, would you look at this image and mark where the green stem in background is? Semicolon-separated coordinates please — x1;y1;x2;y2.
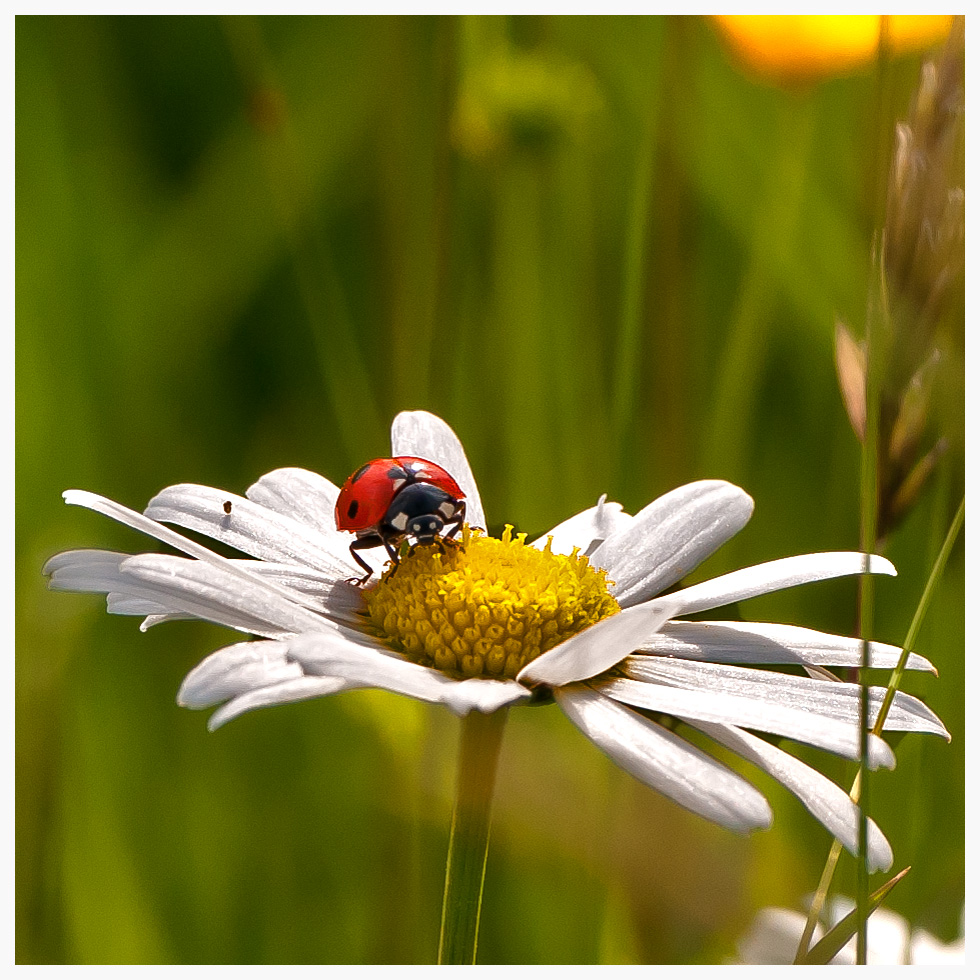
852;18;903;959
438;708;508;965
873;496;964;737
794;835;847;964
795;496;963;963
855;272;884;966
610;43;659;469
855;575;876;962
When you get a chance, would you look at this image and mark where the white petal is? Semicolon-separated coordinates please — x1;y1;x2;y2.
48;548;364;633
46;549;212;624
516;597;682;688
444;678;532;715
64;490;233;564
556;685;773;833
591;481;754;607
140;612;194;630
825;899;914;964
107;595;172;616
61;490;337;618
245;467;341;537
593;675;896;768
634;621;936;673
683;719;893;872
910;929;965;965
667;552;897;616
207;676;351;730
618;657;949;741
44;548;125;577
738;908;827;964
390;411;486;531
178;640;302;707
232;560;364;625
134;558;362;626
530;495;633;557
286;632;529;715
45;549;130;593
145;483;358;578
118;554;331;638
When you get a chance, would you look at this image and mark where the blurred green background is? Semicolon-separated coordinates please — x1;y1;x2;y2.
17;15;964;964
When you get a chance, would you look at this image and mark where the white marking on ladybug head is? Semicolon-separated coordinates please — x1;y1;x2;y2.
437;500;455;519
409;515;444;540
390;511;410;532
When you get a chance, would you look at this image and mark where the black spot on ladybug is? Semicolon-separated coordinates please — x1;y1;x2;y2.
351;463;372;484
223;500;233;514
387;464;408;480
347;499;359;520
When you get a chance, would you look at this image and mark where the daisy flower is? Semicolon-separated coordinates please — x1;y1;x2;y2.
44;410;947;873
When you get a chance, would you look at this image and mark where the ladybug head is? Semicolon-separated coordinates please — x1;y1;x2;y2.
406;513;446;543
383;482;463;544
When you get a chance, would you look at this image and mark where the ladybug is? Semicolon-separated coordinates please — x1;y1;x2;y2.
335;456;466;585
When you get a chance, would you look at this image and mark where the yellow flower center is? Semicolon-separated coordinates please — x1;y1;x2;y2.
365;525;620;680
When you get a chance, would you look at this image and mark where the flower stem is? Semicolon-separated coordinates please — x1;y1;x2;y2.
872;495;964;737
438;707;508;964
796;497;963;963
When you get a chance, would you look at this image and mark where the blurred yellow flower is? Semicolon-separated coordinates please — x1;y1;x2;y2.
715;15;952;83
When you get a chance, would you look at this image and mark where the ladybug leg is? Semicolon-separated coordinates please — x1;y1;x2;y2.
443;500;466;541
434;536;461;558
381;533;402;567
432;502;467;558
347;537;381;586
